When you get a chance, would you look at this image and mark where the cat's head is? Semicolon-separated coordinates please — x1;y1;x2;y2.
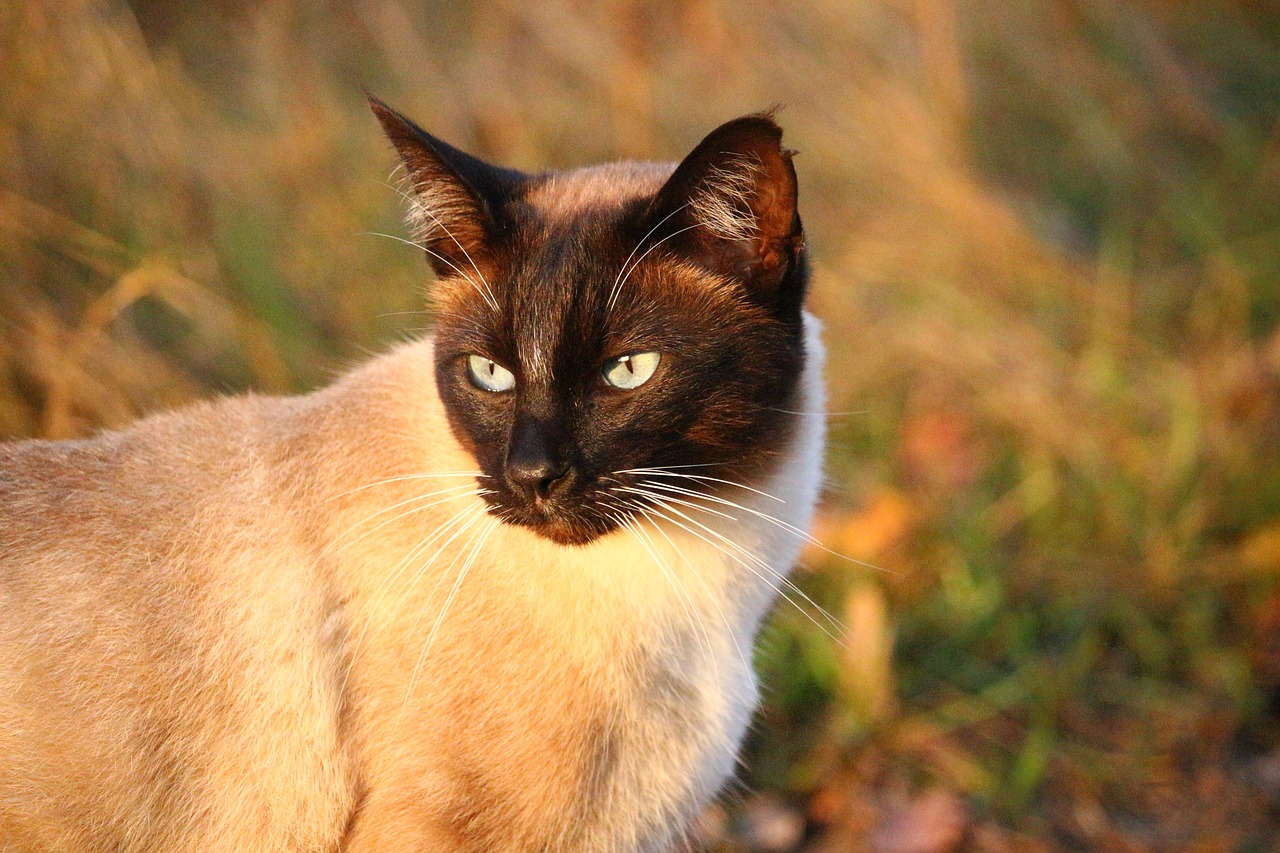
372;98;809;545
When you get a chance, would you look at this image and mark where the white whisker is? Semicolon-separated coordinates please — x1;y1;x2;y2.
606;201;691;314
364;230;496;310
635;479;889;575
326;471;485;502
400;515;498;721
767;408;869;417
619;512;719;680
318;484;484;558
632;504;750;674
621;488;847;644
607;222;703;315
337;504;482;697
616;486;737;521
375;179;499;310
631;462;725;470
618;467;785;503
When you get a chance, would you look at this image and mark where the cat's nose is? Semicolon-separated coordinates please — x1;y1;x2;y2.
506;418;571;504
506;458;570;504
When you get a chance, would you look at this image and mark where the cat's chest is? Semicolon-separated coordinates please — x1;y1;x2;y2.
338;456;814;849
507;524;763;836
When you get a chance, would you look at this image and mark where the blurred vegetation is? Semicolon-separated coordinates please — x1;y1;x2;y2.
3;0;1280;850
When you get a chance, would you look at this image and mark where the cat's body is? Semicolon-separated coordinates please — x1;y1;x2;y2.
0;105;823;851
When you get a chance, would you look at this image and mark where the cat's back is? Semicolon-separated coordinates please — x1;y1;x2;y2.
2;397;269;538
0;397;357;852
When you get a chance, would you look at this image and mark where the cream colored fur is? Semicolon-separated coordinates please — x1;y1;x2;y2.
688;154;766;243
0;316;825;851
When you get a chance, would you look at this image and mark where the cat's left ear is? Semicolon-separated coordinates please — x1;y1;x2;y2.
646;113;804;307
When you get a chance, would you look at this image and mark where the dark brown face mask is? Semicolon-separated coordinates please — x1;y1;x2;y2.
372;98;809;545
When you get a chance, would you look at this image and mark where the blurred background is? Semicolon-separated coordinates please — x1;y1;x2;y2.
3;0;1279;849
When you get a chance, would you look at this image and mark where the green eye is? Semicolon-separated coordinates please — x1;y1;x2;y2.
466;355;516;392
601;352;660;390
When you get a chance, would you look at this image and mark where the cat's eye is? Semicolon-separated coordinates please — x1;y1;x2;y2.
601;352;661;390
466;355;516;392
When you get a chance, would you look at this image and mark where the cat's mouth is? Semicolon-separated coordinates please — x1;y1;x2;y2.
484;492;618;546
521;515;609;546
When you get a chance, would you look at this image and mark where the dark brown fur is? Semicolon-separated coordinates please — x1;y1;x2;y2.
370;99;808;546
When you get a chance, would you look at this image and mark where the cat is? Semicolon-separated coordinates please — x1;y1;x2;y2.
0;97;825;852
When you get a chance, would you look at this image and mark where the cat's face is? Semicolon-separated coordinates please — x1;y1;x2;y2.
373;101;809;545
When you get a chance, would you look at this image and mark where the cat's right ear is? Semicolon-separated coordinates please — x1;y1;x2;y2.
369;96;521;281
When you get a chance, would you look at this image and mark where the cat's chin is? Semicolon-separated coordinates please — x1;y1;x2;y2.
498;511;614;547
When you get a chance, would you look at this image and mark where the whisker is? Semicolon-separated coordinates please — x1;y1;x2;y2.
337;504;482;697
619;468;785;503
766;408;870;417
401;515;498;721
618;512;719;680
631;504;751;675
386;507;489;725
642;500;847;647
607;222;703;314
620;489;847;644
616;486;737;521
376;309;436;318
366;504;483;622
606;201;691;314
319;485;484;558
373;178;499;310
396;507;490;643
326;471;485;502
625;462;726;470
635;480;890;575
364;230;496;310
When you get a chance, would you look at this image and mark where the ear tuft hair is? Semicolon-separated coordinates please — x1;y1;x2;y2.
387;161;476;250
688;153;766;243
368;95;523;283
644;113;804;311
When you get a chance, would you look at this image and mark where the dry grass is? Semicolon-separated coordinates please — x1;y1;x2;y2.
3;0;1280;849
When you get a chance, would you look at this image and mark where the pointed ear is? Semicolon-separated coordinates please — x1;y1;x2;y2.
368;96;522;280
646;113;803;303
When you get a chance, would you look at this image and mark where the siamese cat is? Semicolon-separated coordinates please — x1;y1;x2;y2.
0;98;825;852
